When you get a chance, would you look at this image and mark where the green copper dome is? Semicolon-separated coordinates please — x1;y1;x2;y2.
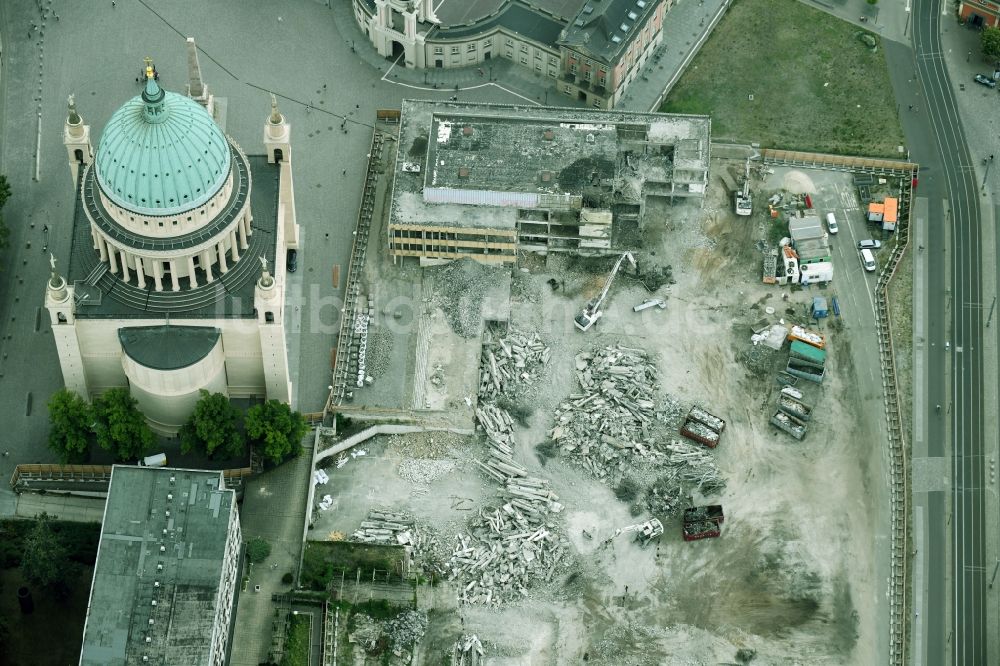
95;73;231;216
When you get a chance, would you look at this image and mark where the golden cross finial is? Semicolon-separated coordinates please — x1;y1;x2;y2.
143;56;154;80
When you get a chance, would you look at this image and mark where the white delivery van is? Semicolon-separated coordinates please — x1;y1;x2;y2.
825;212;839;234
859;248;876;272
138;452;167;467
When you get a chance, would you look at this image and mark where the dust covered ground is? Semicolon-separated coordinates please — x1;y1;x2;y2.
322;163;885;664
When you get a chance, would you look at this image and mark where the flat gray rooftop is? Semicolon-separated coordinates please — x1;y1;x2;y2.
80;466;235;666
391;100;710;230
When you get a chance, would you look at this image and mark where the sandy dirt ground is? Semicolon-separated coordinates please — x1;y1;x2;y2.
321;163;885;664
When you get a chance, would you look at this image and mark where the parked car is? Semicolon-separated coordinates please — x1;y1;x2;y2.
859;248;877;272
287;249;298;273
974;74;996;89
857;239;882;250
825;212;839;234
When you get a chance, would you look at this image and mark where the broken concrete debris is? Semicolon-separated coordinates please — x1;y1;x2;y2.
452;634;485;665
386;610;429;654
398;458;457;484
550;344;661;468
478;327;550;400
462;402;568;605
351;508;417;545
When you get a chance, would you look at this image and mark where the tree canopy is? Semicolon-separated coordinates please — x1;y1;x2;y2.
92;388;155;461
47;389;93;463
245;400;307;466
180;390;245;459
983;27;1000;62
246;537;271;564
21;513;71;591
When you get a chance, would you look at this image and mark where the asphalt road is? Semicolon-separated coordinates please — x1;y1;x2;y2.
910;0;986;663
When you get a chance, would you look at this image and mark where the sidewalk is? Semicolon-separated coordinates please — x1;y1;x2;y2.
229;436;314;666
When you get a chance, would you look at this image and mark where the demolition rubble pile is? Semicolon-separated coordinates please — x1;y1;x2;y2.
645;440;727;517
454;402;569;605
398;458;456;484
478;328;551;400
431;259;505;338
386;610;429;654
549;345;662;476
351;508;416;545
548;345;726;516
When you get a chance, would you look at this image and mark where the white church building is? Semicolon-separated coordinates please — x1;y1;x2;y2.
45;41;299;435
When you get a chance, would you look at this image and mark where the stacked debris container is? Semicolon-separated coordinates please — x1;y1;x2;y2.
680;405;726;449
770;385;813;440
682;504;724;542
785;331;826;383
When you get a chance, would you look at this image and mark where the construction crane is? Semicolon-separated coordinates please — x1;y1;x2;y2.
734;158;752;216
601;517;664;548
574;251;636;332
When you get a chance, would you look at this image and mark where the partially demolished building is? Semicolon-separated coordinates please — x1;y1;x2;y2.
388;100;710;265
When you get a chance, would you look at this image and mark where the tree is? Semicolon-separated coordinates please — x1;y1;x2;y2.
92;388;155;461
245;400;307;466
47;389;93;463
983;27;1000;62
21;513;71;591
246;537;271;564
180;390;245;459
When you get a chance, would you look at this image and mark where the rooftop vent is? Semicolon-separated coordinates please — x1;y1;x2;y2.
169;476;175;484
143;656;149;662
165;510;170;517
586;134;595;143
151;600;157;607
157;563;163;571
611;35;622;43
167;493;173;501
148;618;154;626
574;18;584;26
628;11;637;19
637;0;646;6
159;545;166;553
462;126;473;136
540;171;553;183
583;4;594;13
162;529;167;536
620;23;630;31
458;167;470;178
543;130;554;141
154;581;160;587
145;637;151;643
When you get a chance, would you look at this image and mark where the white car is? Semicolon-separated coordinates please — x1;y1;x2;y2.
859;248;876;272
825;212;839;234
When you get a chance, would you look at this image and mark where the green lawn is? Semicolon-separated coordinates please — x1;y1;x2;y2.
280;613;311;666
661;0;905;157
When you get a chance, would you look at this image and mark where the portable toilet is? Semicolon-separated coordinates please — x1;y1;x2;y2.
811;296;829;319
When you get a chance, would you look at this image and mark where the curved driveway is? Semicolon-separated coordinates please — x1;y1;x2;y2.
912;1;985;663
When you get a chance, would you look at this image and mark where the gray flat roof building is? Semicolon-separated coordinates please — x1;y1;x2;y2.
389;99;709;263
79;466;241;666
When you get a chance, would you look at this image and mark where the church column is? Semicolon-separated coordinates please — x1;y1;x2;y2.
118;249;130;283
238;215;249;248
217;241;228;274
230;229;240;261
107;243;119;274
202;249;215;282
134;255;147;289
169;259;180;291
187;255;199;288
152;260;164;292
97;234;109;262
